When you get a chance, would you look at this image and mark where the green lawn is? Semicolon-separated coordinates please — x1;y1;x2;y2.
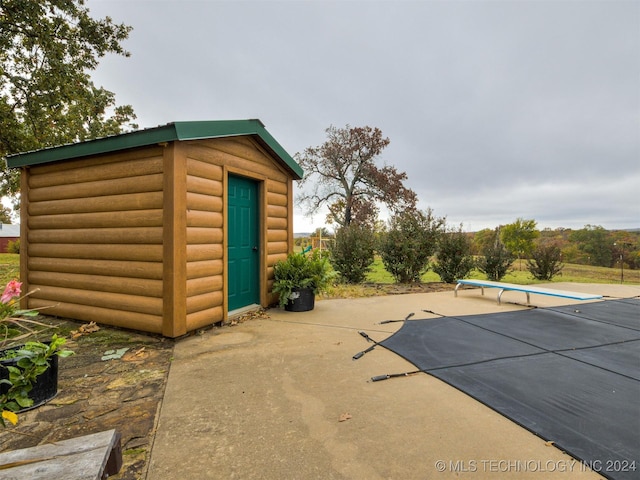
365;256;638;285
0;253;20;286
0;252;636;295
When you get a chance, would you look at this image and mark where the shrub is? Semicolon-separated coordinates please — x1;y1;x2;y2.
527;243;564;280
433;225;475;283
272;250;335;308
6;240;19;254
328;225;376;283
378;209;445;283
477;228;515;281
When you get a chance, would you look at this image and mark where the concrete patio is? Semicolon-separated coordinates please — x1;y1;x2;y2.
147;283;639;479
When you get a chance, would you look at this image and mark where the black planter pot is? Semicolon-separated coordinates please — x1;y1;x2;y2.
285;287;315;312
0;347;59;412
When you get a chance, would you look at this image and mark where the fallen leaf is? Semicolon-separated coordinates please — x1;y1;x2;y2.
545;441;555;447
122;347;149;361
71;321;100;338
338;413;352;422
2;410;18;425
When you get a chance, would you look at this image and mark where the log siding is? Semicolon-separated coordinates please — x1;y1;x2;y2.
183;138;292;330
24;149;166;334
16;127;298;337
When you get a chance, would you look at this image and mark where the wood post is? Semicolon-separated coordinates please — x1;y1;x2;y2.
162;142;188;337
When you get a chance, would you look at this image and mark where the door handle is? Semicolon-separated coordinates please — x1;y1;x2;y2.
252;246;258;251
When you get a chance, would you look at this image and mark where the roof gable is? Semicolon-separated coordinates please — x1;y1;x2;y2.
6;119;303;179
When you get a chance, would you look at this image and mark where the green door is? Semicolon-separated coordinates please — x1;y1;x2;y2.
228;175;260;311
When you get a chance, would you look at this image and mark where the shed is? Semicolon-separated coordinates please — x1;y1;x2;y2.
0;224;20;252
7;120;303;337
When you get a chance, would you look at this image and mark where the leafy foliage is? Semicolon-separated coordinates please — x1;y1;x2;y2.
433;225;475;283
569;225;614;267
272;250;335;308
501;218;539;269
378;209;445;284
471;228;496;256
477;228;515;281
0;204;12;224
328;225;376;283
295;125;417;228
527;242;564;280
6;240;18;254
0;0;137;199
0;335;73;421
0;280;73;425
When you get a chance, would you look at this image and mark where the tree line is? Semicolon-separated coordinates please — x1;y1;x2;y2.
473;223;639;270
298;219;639;285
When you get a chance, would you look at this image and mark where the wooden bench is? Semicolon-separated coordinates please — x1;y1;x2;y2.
0;429;122;480
454;279;603;305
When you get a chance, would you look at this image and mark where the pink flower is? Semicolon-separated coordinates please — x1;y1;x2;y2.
1;280;22;304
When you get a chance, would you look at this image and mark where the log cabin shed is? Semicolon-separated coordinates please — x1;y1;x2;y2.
7;119;303;337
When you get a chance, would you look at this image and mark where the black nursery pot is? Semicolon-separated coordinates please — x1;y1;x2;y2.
285;287;315;312
0;348;59;412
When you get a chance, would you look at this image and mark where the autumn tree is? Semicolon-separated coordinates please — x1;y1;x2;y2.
295;125;417;228
0;0;137;200
569;225;612;267
501;218;539;270
611;230;638;271
471;228;495;255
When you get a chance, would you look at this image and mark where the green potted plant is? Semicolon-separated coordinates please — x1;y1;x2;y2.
272;250;334;311
0;280;73;426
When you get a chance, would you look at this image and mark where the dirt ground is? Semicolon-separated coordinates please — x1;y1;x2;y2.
0;282;455;479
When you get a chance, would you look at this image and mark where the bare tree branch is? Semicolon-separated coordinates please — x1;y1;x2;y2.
295;125;417;227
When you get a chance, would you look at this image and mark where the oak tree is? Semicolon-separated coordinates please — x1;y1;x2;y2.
0;0;137;199
295;125;417;228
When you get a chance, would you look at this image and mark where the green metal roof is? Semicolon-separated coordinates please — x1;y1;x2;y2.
6;119;303;179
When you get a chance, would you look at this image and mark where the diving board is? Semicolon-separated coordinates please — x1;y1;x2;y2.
454;279;603;305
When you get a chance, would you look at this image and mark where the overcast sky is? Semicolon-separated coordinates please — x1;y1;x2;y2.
88;0;639;232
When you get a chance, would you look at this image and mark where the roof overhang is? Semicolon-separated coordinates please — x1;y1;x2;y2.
6;119;303;180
